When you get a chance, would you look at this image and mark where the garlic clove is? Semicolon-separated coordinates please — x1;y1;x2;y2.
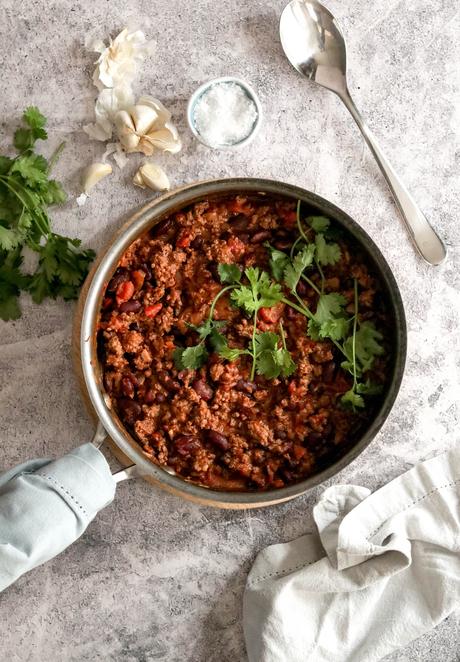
133;162;170;191
130;104;159;135
81;162;112;194
146;125;182;153
115;109;136;133
137;95;172;126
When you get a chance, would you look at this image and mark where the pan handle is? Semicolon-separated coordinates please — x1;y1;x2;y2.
90;421;146;482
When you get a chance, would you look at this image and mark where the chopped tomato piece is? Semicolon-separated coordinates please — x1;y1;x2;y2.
281;209;297;228
293;445;306;459
228;197;252;215
259;303;284;325
144;303;163;318
176;229;193;248
116;281;135;305
131;270;145;290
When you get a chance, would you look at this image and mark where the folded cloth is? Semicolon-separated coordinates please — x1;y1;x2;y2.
0;444;115;592
244;446;460;662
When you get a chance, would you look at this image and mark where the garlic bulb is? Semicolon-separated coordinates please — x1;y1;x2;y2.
133;163;170;191
115;96;181;156
81;162;113;194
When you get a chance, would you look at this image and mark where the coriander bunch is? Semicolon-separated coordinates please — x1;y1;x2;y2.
0;107;95;320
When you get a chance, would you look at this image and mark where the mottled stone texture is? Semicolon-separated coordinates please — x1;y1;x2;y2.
0;0;459;660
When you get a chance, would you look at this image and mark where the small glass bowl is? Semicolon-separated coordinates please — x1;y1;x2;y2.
187;76;262;150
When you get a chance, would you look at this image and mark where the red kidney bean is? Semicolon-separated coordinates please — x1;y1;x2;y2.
117;398;141;424
250;231;271;244
238;233;250;243
140;263;152;281
205;429;230;451
235;379;257;394
229;214;249;231
273;239;291;250
151;218;173;237
191;235;203;249
307;431;323;444
119;299;142;314
323;361;336;383
107;269;128;292
192;379;214;401
174;435;201;456
296;279;307;296
144;389;156;404
155;392;166;403
121;376;135;399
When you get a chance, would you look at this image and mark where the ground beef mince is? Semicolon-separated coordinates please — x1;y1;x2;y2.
98;195;390;491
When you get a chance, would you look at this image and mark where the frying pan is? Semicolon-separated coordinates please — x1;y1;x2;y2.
75;177;407;508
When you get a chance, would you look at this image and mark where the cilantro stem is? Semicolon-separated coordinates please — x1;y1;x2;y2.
350;278;359;390
0;176;50;237
250;310;258;380
296;200;313;246
47;141;66;173
289;235;303;259
279;320;287;350
300;273;321;295
281;296;314;319
315;258;325;293
209;284;235;319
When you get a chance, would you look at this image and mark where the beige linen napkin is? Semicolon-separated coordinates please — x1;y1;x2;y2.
244;446;460;662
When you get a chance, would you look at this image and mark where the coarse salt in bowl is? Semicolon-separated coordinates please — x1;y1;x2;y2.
187;77;262;149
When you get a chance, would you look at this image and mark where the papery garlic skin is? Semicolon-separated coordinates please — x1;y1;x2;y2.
89;29;154;91
115;96;181;155
81;162;113;194
83;85;135;141
133;163;170;191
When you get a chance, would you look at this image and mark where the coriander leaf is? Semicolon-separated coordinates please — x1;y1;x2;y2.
314;292;347;325
0;294;21;321
341;321;384;376
284;244;315;292
41;180;67;205
230;284;256;313
11;154;49;187
209;328;228;352
265;243;290;281
315;233;341;266
254;331;279;353
341;388;365;409
13;128;35;152
356;380;383;396
256;347;296;379
28;270;52;303
23;106;47;132
217;263;241;284
307;216;330;232
173;344;208;370
307;318;322;341
218;343;247;362
0;156;12;176
189;318;225;341
0;225;22;251
318;316;350;341
231;268;283;314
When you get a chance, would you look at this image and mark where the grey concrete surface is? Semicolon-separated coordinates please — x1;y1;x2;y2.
0;0;459;660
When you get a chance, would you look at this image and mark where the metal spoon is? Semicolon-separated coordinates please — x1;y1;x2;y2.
280;0;447;265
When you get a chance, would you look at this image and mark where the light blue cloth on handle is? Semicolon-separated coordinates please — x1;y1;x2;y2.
0;443;116;592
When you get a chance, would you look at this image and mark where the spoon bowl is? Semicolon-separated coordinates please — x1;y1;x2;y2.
280;0;347;95
280;0;447;266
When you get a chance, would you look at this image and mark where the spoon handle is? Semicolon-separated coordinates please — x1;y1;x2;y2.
340;91;447;265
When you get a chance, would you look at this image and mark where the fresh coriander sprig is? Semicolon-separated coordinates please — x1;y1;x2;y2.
0;107;95;320
340;279;384;409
